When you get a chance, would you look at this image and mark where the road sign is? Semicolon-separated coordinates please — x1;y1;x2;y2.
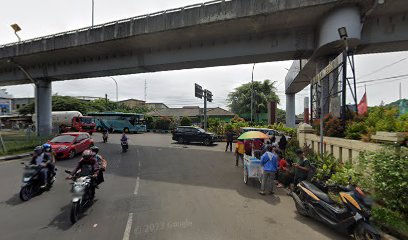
195;83;203;99
206;90;213;102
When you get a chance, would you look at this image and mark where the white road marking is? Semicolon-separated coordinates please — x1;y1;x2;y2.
138;161;141;169
134;176;140;195
93;224;98;228
122;213;134;240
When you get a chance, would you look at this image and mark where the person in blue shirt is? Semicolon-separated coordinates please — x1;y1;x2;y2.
259;145;278;195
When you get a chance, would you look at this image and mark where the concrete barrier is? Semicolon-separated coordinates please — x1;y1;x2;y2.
297;124;406;163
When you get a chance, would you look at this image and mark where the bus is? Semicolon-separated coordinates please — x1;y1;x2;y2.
87;112;146;133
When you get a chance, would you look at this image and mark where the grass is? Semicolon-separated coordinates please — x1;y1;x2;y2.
0;131;53;157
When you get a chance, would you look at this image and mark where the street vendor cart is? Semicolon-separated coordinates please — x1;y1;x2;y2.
243;154;262;184
237;131;270;185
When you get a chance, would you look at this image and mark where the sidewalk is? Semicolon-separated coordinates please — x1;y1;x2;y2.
0;152;31;161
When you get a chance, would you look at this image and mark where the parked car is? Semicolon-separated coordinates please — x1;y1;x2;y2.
48;132;94;159
172;126;215;146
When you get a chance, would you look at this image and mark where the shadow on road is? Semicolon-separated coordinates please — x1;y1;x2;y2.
293;213;348;240
170;142;219;147
46;203;73;231
3;193;23;206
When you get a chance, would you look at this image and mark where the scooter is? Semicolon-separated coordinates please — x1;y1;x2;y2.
291;181;380;240
20;162;56;201
65;170;96;224
121;140;128;152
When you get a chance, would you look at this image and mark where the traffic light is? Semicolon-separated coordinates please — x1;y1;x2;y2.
195;83;203;99
206;90;213;102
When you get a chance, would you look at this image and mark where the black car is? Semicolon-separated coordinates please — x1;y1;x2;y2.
172;126;215;146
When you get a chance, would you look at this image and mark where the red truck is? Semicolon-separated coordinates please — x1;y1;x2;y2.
33;111;96;134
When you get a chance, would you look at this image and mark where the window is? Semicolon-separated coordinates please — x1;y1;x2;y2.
16;104;20;109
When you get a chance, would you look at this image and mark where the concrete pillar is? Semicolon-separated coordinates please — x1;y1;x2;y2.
35;79;52;136
285;94;295;127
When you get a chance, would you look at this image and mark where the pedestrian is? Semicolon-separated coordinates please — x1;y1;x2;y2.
278;134;287;154
253;138;263;151
259;145;278;195
244;140;252;156
276;150;288;188
225;130;234;152
235;140;245;166
270;133;276;144
292;149;311;187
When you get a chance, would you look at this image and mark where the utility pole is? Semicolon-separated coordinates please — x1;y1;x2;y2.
400;82;402;100
204;90;208;131
144;79;147;102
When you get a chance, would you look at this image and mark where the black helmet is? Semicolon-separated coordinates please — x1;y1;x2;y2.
34;146;43;154
90;146;99;154
82;149;95;159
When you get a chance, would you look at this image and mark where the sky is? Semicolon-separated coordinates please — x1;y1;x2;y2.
0;0;407;114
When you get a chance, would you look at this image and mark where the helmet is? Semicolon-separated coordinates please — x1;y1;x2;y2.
43;143;52;152
90;146;99;154
82;149;96;159
34;146;44;154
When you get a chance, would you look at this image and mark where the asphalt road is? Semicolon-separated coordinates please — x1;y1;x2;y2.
0;133;348;240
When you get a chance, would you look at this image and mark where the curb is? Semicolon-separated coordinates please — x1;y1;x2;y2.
0;153;31;161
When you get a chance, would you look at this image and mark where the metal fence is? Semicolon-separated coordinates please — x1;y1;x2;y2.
0;130;53;155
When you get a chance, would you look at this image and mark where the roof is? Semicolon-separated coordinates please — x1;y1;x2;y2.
60;132;89;136
147;107;235;117
118;99;145;103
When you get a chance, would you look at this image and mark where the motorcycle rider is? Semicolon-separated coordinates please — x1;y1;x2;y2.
121;131;128;150
102;128;109;142
90;146;107;184
30;146;52;188
68;150;100;193
43;143;56;179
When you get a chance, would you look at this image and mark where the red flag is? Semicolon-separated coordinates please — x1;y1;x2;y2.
358;93;368;115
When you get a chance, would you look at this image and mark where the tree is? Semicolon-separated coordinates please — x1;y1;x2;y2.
276;108;286;123
227;80;280;116
180;117;192;126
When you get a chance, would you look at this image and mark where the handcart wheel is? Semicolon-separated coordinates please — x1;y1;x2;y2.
243;167;249;184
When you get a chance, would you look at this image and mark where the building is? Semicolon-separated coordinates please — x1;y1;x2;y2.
0;89;13;114
118;99;146;108
12;97;34;112
145;103;168;110
147;106;235;122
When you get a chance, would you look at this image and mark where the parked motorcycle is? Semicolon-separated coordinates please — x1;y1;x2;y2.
20;162;56;201
291;181;380;240
121;140;128;152
65;170;96;224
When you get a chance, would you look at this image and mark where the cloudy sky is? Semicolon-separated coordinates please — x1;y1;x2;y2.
1;0;407;114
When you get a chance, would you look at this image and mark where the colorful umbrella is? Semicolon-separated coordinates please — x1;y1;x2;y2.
238;131;269;140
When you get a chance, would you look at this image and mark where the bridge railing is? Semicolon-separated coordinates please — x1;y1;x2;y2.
0;0;232;49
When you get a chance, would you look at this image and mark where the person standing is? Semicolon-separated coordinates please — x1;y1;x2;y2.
259;145;278;195
278;134;287;154
244;140;252;156
225;130;234;152
235;140;245;166
270;133;276;144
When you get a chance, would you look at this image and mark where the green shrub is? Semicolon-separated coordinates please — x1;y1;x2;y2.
356;147;408;235
154;117;173;130
345;122;367;140
313;113;344;138
180;117;192;126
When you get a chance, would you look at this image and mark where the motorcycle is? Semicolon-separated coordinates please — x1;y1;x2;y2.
102;132;108;143
65;170;96;224
291;180;380;240
121;140;128;152
20;162;56;201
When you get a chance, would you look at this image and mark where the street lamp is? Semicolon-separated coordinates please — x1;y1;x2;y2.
10;23;22;42
251;63;256;122
109;77;119;102
92;0;95;27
